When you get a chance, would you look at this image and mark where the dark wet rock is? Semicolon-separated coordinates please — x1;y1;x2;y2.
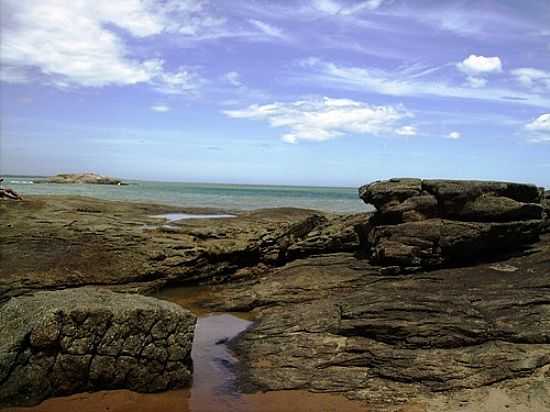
543;190;550;233
207;233;550;411
368;218;541;268
359;178;542;223
358;178;544;269
47;173;125;185
0;178;22;200
0;197;363;302
0;288;196;407
259;213;367;264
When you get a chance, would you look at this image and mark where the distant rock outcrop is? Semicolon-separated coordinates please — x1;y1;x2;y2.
48;173;125;185
0;288;196;407
0;178;22;200
357;178;544;270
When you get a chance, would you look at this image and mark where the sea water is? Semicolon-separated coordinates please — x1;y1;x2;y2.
3;176;369;213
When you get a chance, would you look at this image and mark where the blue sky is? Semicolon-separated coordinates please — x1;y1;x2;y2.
1;0;549;187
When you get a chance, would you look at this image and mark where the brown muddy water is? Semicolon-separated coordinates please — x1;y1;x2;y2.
7;286;370;412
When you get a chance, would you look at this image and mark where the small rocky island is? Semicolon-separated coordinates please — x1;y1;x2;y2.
47;172;125;185
0;178;549;411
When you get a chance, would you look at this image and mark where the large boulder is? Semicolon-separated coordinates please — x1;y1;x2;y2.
358;178;544;269
0;288;196;407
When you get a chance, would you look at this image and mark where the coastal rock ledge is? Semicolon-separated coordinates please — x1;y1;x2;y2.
358;178;544;270
0;288;196;407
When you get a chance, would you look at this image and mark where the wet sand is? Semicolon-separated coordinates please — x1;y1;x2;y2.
6;388;372;412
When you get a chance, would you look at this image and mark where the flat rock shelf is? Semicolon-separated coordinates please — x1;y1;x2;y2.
1;178;549;411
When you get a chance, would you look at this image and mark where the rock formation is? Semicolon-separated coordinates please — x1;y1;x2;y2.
357;178;544;270
0;288;196;407
0;178;22;200
214;244;550;411
47;173;125;185
0;198;366;302
543;190;550;233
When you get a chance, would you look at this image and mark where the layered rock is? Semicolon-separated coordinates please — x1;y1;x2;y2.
0;288;196;407
47;173;124;185
358;178;544;269
543;190;550;233
0;197;364;302
207;232;550;411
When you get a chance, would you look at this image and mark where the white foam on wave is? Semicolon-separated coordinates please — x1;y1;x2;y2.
151;212;236;222
9;180;34;184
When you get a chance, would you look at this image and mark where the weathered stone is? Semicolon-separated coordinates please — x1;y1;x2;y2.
543;190;550;234
358;179;544;269
0;288;196;407
204;233;550;411
368;218;542;268
359;178;543;224
0;197;364;302
359;178;423;211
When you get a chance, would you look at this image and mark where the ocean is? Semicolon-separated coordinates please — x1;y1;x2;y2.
3;176;370;213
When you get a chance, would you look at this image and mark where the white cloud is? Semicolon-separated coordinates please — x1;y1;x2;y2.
465;76;487;88
457;55;502;75
341;0;385;14
248;19;288;40
0;0;209;93
456;55;502;88
395;126;417;136
151;104;171;112
511;68;550;90
297;58;550;108
151;68;205;95
526;113;550;132
223;97;411;143
311;0;385;15
312;0;342;14
526;113;550;142
447;131;462;140
223;71;242;87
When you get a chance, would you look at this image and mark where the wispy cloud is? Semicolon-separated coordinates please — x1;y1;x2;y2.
447;131;462;140
526;113;550;142
223;71;242;87
296;58;550;108
151;104;171;112
248;19;289;41
311;0;385;15
223;96;412;143
511;68;550;91
395;125;417;136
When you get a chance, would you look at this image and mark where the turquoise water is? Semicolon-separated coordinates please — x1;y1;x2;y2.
3;176;369;213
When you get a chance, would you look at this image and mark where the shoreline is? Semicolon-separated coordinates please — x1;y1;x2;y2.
2;180;549;411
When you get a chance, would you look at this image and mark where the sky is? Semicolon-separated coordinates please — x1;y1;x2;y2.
1;0;549;187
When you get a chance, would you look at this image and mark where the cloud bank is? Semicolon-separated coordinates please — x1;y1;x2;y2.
224;97;412;143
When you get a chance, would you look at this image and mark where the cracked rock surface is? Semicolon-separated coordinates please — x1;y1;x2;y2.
0;288;196;407
0;196;366;303
205;232;550;411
